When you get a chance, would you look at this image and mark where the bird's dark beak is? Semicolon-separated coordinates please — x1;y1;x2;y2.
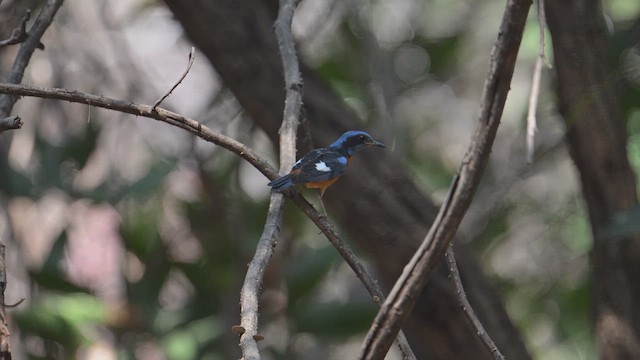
368;139;386;148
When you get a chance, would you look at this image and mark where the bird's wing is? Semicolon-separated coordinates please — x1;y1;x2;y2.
291;149;348;184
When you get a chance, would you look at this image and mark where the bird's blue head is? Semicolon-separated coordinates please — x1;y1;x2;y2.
329;130;386;156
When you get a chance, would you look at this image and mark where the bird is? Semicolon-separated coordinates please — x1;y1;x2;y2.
268;131;385;212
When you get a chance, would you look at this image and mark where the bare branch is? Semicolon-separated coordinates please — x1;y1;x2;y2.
273;0;303;168
0;116;22;131
152;47;196;110
446;245;504;360
0;0;64;119
526;0;551;163
238;1;302;358
0;82;276;178
0;9;32;48
358;0;533;358
239;193;286;360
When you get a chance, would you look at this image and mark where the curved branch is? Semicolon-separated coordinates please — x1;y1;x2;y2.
0;82;276;178
358;0;532;358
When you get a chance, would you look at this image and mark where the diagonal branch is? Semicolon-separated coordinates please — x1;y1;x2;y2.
357;0;532;359
152;47;196;110
238;0;302;358
0;0;64;120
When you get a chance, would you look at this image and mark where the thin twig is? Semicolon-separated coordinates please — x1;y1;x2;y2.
526;0;550;163
3;298;25;309
152;47;196;110
239;1;302;358
0;0;64;119
358;0;533;359
0;82;406;358
0;9;32;48
445;244;504;360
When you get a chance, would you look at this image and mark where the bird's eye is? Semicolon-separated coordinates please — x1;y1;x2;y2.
359;135;366;141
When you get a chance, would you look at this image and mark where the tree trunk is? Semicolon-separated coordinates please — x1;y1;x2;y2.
546;1;640;358
162;0;532;358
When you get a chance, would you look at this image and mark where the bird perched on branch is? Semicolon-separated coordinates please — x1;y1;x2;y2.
268;131;386;209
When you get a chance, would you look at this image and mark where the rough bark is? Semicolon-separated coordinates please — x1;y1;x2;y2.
162;1;532;358
546;1;640;359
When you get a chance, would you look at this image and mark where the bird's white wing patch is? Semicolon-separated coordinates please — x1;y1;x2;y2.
315;161;331;172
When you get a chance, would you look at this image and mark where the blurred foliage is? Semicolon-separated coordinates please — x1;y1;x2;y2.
14;294;107;354
0;0;639;359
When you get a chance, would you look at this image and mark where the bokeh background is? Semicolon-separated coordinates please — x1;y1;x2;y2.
1;0;640;359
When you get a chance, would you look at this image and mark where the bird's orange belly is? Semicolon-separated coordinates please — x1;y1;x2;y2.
304;178;339;190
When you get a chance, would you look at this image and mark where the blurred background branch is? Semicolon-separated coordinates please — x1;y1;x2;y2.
546;0;640;357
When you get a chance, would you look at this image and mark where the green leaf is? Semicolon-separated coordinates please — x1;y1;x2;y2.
13;294;107;354
162;316;223;360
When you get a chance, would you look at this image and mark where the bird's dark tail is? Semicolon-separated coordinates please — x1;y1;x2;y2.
268;174;293;191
